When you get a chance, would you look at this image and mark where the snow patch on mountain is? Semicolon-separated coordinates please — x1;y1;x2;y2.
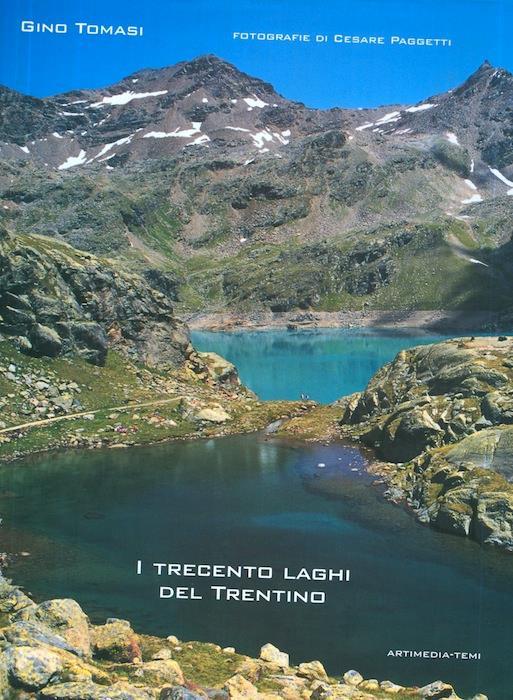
58;150;87;170
446;132;460;145
89;135;134;162
376;111;401;125
90;90;168;107
251;131;273;149
406;103;437;113
489;167;513;194
143;123;202;139
462;194;483;204
187;134;210;146
244;95;268;109
225;126;250;133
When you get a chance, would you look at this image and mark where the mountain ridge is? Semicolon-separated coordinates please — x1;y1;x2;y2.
1;54;513;319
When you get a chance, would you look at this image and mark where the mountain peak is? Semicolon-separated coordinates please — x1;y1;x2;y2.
479;59;493;71
107;54;281;104
449;58;510;98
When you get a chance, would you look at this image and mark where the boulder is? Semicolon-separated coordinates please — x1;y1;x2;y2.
198;352;241;387
67;321;108;365
91;620;141;662
160;688;205;700
5;620;86;657
359;680;379;691
224;674;259;700
434;501;472;537
0;577;33;614
194;407;232;424
259;643;289;668
342;670;363;687
474;492;513;548
380;680;404;693
297;661;328;681
310;684;355;699
14;598;91;657
417;680;455;698
4;645;62;690
151;648;173;661
29;323;62;358
140;659;184;686
235;657;261;682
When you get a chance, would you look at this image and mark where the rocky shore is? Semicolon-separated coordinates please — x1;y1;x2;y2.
185;311;502;333
281;336;513;550
0;577;486;700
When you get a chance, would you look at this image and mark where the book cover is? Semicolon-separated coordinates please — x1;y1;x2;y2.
0;2;512;699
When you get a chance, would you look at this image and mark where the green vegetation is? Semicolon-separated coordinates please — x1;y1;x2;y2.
0;342;303;462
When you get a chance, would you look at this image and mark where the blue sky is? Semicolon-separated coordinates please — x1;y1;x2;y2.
0;0;511;108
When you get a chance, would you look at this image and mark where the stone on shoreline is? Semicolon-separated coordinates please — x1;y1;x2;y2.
0;576;482;700
224;674;259;700
0;577;33;614
342;670;362;686
4;645;63;690
259;643;289;668
194;406;232;423
139;658;184;685
418;680;456;697
14;598;91;657
297;661;328;681
91;620;141;663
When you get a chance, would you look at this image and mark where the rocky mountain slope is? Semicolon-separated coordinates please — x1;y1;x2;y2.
0;226;189;366
0;225;310;461
0;577;485;700
1;56;513;319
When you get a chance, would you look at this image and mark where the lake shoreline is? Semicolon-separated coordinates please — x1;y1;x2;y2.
0;432;498;699
185;309;505;332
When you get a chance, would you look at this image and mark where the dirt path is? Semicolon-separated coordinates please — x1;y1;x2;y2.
0;397;182;435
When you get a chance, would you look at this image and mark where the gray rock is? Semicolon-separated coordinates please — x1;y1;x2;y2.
29;324;62;358
4;645;62;690
160;687;204;700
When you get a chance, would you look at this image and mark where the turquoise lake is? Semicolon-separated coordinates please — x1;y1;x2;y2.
191;328;477;403
3;329;512;699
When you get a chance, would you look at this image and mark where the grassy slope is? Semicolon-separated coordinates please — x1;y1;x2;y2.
0;342;303;461
174;220;509;314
